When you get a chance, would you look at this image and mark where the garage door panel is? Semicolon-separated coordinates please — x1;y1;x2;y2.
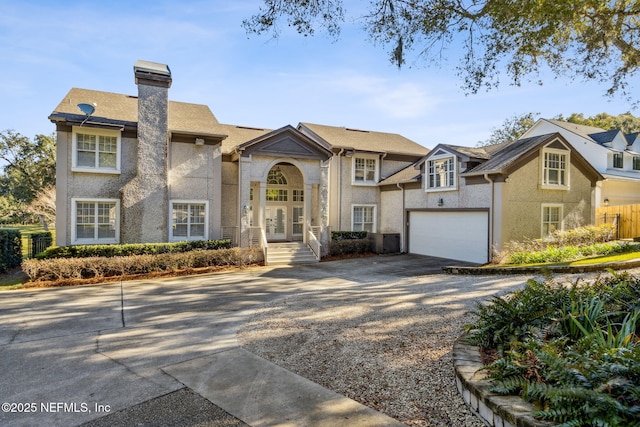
409;211;488;264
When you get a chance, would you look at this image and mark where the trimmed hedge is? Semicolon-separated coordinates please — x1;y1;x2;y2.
329;239;372;256
331;231;368;241
0;229;22;273
22;247;261;282
36;239;232;260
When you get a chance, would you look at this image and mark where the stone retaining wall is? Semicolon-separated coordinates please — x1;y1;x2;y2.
452;335;557;427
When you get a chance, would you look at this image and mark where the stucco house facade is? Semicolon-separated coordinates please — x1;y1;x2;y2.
522;119;640;207
49;61;428;261
380;133;602;263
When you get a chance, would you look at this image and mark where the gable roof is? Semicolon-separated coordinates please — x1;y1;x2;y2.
299;122;429;157
234;125;333;160
49;88;222;136
378;162;421;185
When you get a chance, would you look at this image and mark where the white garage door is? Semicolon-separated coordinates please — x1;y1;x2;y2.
409;210;489;264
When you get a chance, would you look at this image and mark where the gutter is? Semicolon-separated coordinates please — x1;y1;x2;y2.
337;148;345;230
397;182;406;252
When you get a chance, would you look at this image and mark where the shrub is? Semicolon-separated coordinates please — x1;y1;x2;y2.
506;241;635;265
0;229;22;272
331;231;368;241
21;247;258;282
36;239;233;259
328;239;372;256
465;272;640;426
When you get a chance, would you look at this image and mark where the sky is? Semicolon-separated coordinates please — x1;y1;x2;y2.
0;0;636;150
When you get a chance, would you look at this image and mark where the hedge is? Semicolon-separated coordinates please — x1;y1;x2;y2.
331;231;368;240
0;229;22;273
328;239;372;256
22;247;261;282
36;239;233;259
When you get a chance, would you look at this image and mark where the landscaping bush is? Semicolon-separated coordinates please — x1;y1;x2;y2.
328;238;372;256
36;239;232;259
22;247;259;282
0;229;22;272
331;230;368;241
507;241;636;265
465;273;640;426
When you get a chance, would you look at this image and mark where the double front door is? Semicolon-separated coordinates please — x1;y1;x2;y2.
265;206;304;241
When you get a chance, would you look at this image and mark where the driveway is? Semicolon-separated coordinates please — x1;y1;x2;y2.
0;255;527;427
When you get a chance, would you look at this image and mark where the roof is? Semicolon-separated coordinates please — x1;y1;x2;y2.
463;134;554;176
299;123;429;157
49;88;221;136
378;162;421;185
209;123;273;154
589;129;620;145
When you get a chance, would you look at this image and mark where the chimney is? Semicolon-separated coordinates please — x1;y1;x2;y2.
121;61;172;243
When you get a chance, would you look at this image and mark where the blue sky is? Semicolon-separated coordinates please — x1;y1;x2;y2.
0;0;635;149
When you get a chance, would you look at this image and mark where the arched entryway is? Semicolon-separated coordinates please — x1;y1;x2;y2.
261;162;305;242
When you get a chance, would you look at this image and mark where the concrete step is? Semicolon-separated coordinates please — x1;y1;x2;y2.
266;242;319;265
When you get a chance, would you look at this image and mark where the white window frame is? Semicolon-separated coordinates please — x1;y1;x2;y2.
352;154;379;185
72;126;121;174
541;204;563;238
351;204;376;233
425;155;457;192
71;198;120;245
541;148;569;190
169;200;209;242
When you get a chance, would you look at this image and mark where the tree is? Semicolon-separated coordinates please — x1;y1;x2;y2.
0;130;56;205
558;112;640;134
25;186;56;230
477;112;539;146
244;1;640;99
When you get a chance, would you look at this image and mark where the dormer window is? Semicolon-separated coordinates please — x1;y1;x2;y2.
633;156;640;171
613;152;624;169
352;154;379;185
426;156;456;190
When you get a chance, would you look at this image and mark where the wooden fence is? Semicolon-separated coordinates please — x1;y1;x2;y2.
595;204;640;240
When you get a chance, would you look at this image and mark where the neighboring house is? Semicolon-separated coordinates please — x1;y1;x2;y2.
521;119;640;207
380;133;603;263
49;61;428;258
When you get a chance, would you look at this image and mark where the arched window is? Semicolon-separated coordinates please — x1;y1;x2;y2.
267;168;288;185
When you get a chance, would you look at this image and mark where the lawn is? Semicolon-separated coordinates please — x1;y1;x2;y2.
484;248;640;269
0;224;55;290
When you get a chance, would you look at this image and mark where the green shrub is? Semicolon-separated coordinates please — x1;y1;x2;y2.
21;247;256;282
331;231;368;241
328;239;372;256
507;241;635;265
0;229;22;272
36;239;232;259
465;272;640;426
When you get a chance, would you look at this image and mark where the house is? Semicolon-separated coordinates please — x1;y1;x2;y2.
521;119;640;207
380;133;603;263
49;60;428;261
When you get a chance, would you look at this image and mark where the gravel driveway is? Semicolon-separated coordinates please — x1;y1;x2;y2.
238;267;536;426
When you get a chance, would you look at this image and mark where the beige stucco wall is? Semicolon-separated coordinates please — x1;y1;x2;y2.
168;142;222;240
499;155;593;247
600;179;640;206
221;161;238;229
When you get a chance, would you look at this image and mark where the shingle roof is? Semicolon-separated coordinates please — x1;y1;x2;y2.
378;162;421;185
50;88;221;136
463;134;555;176
543;119;606;139
299;122;429;156
209;123;273;154
589;129;620;145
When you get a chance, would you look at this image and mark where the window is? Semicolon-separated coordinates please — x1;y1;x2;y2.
352;155;378;185
72;199;119;244
292;189;304;202
613;152;624;169
72;127;121;173
267;169;287;185
542;150;568;188
170;201;208;241
634;156;640;171
352;205;376;232
542;205;562;237
266;189;288;201
427;157;455;190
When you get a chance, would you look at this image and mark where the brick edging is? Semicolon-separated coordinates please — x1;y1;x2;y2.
452;335;557;427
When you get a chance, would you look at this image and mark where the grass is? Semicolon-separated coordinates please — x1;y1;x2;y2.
0;223;55;258
484;245;640;268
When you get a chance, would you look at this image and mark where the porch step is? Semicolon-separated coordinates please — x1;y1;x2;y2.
266;242;319;265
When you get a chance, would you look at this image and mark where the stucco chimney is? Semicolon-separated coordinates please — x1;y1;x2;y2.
121;60;172;243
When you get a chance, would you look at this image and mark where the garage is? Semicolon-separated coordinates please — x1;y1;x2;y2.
408;209;489;264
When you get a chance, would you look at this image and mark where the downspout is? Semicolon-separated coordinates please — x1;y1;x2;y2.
483;173;494;262
397;182;406;252
337;148;345;230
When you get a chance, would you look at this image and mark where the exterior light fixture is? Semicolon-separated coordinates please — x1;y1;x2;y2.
438;198;444;207
604;198;610;207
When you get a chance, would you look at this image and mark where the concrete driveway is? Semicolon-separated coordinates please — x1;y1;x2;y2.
0;255;525;427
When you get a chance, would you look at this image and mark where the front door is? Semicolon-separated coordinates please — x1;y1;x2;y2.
266;206;287;241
